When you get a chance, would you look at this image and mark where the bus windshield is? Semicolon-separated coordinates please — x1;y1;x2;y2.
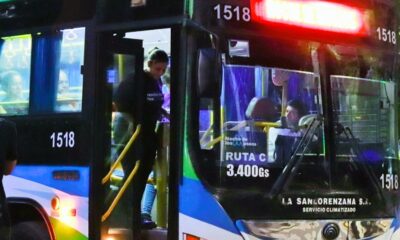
197;40;399;220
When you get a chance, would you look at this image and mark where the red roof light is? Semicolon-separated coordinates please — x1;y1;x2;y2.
251;0;368;35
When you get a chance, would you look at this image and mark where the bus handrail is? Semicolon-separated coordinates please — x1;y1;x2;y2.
102;160;141;222
102;124;141;184
205;135;224;148
204;121;279;148
223;120;279;130
200;124;213;145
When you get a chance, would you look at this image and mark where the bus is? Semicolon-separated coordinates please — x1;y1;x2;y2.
0;0;399;239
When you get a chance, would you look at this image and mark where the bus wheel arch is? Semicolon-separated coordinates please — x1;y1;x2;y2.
7;197;55;240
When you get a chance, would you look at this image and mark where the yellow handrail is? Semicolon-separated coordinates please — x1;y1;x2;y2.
205;121;279;148
102;124;141;184
254;122;279;129
206;135;224;148
200;124;213;145
102;160;141;222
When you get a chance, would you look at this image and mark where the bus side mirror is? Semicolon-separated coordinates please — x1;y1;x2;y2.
197;48;222;98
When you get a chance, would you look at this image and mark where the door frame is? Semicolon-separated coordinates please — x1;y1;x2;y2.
92;32;144;239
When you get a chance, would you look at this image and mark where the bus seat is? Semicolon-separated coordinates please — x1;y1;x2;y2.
245;97;279;122
225;97;278;132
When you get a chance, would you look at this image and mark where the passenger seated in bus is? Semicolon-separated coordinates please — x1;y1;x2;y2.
56;70;79;112
272;99;307;165
58;70;69;96
0;71;27;115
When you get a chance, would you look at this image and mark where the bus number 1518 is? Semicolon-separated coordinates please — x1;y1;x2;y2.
50;131;76;148
213;4;251;22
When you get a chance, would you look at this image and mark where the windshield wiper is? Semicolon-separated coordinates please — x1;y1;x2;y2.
341;126;384;202
268;115;323;199
268;118;385;202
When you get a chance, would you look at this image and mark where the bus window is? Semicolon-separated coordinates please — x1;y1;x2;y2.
0;35;31;115
219;65;322;188
331;76;395;187
56;27;85;112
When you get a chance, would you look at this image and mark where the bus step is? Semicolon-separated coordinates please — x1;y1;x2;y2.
107;228;167;240
107;228;132;239
142;228;167;240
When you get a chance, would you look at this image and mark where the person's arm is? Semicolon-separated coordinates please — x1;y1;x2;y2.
3;120;17;175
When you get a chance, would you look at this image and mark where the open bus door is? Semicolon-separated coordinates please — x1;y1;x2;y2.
97;34;145;239
93;29;173;240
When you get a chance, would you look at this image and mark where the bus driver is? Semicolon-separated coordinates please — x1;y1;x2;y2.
272;99;307;164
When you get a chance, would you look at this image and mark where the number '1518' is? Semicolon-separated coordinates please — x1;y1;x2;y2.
213;4;251;22
376;27;397;45
50;131;75;148
380;174;399;190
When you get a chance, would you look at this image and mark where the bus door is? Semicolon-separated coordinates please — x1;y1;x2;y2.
97;34;145;239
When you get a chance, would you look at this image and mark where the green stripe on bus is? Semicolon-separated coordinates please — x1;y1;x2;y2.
50;217;88;240
183;98;198;180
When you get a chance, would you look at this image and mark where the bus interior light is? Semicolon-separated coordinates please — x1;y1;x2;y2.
251;0;368;35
